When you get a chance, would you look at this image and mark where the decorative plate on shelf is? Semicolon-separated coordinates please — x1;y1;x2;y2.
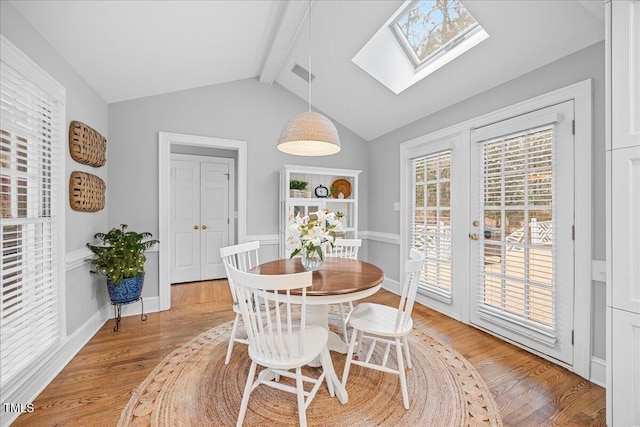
331;179;352;198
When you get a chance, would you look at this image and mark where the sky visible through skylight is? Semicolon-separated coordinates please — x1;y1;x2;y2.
396;0;479;64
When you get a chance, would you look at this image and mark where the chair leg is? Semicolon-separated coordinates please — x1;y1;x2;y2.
226;313;241;365
395;337;409;409
402;335;412;369
236;360;257;427
295;367;307;427
338;303;348;342
319;347;336;397
341;328;358;388
355;329;364;356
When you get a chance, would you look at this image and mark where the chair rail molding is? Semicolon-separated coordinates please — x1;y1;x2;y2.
246;234;280;245
360;230;400;245
66;247;92;271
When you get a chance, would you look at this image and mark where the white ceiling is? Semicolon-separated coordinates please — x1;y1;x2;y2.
10;0;605;141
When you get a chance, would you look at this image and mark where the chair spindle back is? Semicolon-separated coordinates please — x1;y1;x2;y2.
326;238;361;259
394;248;426;332
226;265;313;362
220;241;260;304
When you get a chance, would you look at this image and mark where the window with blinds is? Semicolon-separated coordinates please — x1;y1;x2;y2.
478;125;556;338
411;150;452;301
1;49;63;390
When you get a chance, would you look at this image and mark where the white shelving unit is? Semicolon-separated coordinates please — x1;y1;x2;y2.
605;2;640;426
279;165;361;259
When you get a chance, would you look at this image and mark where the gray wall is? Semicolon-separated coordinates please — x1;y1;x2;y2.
107;78;369;297
366;42;606;359
1;2;110;335
3;0;606;366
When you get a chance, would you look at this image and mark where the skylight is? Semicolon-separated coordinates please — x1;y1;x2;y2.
351;0;489;94
392;0;483;68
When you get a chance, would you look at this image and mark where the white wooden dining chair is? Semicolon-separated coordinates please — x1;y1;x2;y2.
341;248;425;409
325;238;362;341
220;241;262;365
226;264;337;427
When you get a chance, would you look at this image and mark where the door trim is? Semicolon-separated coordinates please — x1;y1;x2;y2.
159;132;247;310
399;79;592;378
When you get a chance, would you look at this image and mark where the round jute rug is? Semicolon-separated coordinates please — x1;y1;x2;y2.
118;321;502;427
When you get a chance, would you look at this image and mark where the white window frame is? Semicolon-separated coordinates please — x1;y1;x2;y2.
0;35;66;401
390;0;485;70
400;80;592;379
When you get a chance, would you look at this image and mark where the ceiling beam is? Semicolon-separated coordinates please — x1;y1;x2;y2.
258;0;312;85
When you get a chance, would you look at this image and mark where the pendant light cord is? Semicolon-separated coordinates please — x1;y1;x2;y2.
308;0;312;113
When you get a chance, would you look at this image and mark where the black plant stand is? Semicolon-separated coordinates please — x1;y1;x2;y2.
112;297;147;332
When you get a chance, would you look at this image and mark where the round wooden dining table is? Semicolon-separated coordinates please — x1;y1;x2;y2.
250;257;385;404
250;257;384;351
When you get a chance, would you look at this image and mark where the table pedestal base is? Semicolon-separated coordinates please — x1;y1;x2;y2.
303;304;349;403
305;304;349;354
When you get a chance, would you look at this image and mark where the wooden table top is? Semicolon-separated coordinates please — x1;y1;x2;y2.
250;257;385;297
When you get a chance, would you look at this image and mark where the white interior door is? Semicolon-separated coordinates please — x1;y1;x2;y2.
469;101;575;366
201;162;229;279
171;156;233;283
171;160;201;283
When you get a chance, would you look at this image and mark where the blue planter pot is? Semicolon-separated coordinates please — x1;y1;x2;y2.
107;276;144;304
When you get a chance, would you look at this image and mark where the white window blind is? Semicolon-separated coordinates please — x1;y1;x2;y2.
410;150;452;301
476;125;557;342
1;50;63;389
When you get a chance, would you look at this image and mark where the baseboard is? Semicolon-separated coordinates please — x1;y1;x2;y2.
590;356;606;387
381;277;401;295
0;308;107;427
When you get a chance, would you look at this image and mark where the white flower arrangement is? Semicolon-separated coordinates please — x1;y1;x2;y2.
287;209;343;260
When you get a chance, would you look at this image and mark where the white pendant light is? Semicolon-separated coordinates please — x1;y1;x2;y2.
277;1;341;156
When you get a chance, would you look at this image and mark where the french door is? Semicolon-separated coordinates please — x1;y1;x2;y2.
469;101;575;365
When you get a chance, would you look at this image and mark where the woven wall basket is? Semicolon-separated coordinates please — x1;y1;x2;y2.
69;121;106;167
69;171;105;212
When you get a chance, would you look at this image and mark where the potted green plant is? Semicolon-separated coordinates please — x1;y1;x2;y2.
86;224;159;304
289;180;309;198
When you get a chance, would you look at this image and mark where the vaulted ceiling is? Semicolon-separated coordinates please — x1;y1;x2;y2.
10;0;605;141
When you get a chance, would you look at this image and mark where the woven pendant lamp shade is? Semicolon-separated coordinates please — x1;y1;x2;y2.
277;111;341;156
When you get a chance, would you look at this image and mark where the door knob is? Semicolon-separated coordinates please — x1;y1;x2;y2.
202;225;207;230
194;225;199;230
469;233;479;240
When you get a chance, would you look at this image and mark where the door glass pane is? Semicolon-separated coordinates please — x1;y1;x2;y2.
411;151;452;297
480;127;555;328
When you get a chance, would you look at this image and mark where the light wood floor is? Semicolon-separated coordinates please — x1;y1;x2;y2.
12;280;605;427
